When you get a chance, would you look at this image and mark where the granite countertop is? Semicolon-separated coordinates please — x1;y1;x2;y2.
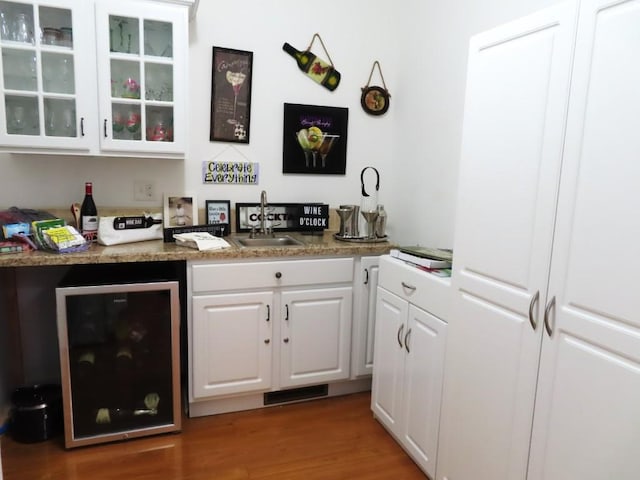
0;231;394;267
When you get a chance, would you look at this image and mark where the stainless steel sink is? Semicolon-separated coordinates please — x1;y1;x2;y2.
231;235;305;248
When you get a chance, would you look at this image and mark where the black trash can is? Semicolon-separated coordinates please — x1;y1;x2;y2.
10;384;63;443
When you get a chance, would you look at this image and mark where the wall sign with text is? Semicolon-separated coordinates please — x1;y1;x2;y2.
202;161;259;184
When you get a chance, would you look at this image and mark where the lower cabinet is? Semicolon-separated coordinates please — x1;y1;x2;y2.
371;255;450;478
188;257;357;416
351;256;380;377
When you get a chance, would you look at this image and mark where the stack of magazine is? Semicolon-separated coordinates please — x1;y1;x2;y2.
390;246;453;277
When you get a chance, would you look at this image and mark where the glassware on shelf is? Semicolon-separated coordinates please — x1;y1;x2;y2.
60;27;72;47
126;110;140;133
1;11;10;41
42;27;62;46
12;13;33;44
122;77;140;99
10;105;25;131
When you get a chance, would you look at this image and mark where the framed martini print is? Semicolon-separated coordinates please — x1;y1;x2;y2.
282;103;348;175
210;47;253;143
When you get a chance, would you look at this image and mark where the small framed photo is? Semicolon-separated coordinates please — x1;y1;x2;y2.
205;200;231;236
210;47;253;143
163;194;198;228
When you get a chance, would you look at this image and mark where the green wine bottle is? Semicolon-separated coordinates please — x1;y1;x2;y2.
282;42;341;91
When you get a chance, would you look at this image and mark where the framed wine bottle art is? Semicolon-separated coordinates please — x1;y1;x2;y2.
210;47;253;143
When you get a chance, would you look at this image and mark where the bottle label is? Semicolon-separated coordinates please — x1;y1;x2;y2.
81;215;98;241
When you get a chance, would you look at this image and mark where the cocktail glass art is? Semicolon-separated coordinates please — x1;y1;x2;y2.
225;71;246;125
318;134;339;168
296;130;313;167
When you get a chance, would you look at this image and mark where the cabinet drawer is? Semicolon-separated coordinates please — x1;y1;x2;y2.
191;257;354;292
378;255;451;320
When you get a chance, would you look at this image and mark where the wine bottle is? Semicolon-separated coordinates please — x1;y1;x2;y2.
80;182;98;242
282;43;341;91
112;216;162;230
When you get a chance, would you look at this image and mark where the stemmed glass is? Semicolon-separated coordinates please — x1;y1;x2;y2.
225;71;246;125
296;130;312;167
318;134;339;168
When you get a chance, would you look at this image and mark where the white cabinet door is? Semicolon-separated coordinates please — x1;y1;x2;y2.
94;0;187;155
437;3;578;480
0;0;95;151
371;287;407;433
280;286;352;388
192;291;273;398
352;256;379;377
528;0;640;478
402;305;447;478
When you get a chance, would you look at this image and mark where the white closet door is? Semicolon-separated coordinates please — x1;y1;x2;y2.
437;2;578;479
528;1;640;478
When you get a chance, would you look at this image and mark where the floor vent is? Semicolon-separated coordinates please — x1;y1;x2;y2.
264;384;329;405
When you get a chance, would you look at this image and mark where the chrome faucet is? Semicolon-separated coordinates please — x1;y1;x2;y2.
259;190;271;236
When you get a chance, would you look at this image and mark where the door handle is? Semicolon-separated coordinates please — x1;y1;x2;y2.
404;328;412;353
397;324;404;348
103;119;108;137
544;296;556;337
285;304;289;321
364;268;369;285
266;304;270;322
528;290;539;331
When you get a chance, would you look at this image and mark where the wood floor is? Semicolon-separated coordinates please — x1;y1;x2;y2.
1;392;426;479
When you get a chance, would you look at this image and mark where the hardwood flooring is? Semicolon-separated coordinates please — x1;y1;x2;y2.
1;392;426;479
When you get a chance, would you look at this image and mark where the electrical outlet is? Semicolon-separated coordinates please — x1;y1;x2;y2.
134;180;156;201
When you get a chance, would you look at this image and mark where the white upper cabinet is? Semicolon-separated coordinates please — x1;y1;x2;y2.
0;0;190;158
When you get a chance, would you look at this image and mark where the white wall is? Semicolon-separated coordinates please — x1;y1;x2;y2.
0;0;563;245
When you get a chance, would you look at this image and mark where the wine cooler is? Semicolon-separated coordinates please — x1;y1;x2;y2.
55;264;182;448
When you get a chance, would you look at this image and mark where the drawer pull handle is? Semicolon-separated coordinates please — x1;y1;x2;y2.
401;282;416;291
283;337;289;343
397;324;404;348
275;271;282;279
264;339;270;344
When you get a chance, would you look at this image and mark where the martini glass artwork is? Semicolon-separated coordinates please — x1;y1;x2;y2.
318;134;339;168
226;71;246;125
296;127;324;167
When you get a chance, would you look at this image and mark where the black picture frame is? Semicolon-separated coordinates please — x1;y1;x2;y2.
205;200;231;236
210;47;253;143
282;103;348;175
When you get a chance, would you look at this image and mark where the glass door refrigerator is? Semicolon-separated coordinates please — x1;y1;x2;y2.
56;264;181;448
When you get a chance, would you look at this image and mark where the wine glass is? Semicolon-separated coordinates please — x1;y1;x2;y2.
318;134;339;168
225;71;246;125
10;105;26;133
296;130;312;167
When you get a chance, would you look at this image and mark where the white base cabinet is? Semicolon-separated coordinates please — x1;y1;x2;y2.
188;257;356;416
371;255;450;479
437;1;640;479
351;255;379;377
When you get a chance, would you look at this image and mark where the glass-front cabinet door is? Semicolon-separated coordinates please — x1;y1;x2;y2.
95;1;187;155
0;0;93;150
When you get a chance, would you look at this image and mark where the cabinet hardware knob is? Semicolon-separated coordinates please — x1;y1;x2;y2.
397;324;404;348
401;281;416;291
264;339;270;344
283;338;289;343
275;272;282;279
544;296;556;337
529;290;540;331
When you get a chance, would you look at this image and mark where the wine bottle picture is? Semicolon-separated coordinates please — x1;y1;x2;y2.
282;41;341;91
